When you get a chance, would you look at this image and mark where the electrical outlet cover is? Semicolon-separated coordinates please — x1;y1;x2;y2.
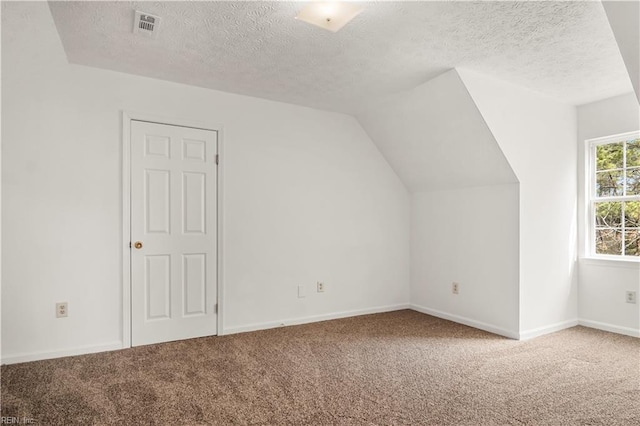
56;302;68;318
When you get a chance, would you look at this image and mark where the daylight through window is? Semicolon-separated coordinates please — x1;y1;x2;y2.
588;132;640;258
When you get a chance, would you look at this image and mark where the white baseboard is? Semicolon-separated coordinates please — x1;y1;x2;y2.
223;303;411;335
578;319;640;338
518;319;579;340
409;304;519;340
12;311;633;365
1;341;124;365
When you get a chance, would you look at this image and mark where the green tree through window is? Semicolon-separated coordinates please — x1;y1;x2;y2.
591;134;640;257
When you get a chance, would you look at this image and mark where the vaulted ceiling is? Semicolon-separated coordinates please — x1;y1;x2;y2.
48;1;633;114
357;69;517;192
602;1;640;102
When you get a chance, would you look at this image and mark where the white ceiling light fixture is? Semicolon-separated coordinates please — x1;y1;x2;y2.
296;1;364;33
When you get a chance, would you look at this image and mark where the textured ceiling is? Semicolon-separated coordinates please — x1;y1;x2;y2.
48;1;633;114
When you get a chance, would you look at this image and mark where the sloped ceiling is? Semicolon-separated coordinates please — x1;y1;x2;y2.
48;1;632;114
356;69;517;193
602;1;640;103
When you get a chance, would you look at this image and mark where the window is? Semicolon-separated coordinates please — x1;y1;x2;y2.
588;131;640;258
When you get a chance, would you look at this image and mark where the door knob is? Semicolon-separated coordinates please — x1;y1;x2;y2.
134;241;143;249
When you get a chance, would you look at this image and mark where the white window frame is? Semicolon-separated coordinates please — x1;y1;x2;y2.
586;130;640;261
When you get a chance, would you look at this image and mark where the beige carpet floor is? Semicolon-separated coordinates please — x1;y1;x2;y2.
1;310;639;425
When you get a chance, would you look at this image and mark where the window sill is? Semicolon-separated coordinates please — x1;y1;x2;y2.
579;256;640;269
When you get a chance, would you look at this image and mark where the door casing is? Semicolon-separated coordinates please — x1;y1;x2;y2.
122;111;225;348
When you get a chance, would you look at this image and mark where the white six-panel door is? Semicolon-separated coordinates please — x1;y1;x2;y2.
130;120;217;346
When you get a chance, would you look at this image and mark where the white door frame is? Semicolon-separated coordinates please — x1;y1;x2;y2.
121;111;225;348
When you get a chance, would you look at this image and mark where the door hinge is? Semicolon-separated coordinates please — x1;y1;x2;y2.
215;154;219;165
214;303;218;314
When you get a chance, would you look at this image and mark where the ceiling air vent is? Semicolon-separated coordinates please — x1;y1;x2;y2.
134;11;161;38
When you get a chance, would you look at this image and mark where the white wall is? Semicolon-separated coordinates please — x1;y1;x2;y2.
1;2;410;363
357;69;520;338
577;93;640;337
459;69;579;338
0;2;3;360
411;184;520;337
